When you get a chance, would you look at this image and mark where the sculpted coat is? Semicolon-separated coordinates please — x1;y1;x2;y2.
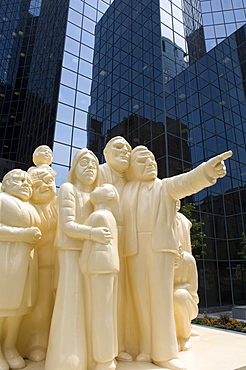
123;146;231;370
0;191;40;315
124;162;215;257
79;184;120;369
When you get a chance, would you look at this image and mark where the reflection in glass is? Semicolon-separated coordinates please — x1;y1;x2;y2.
52;163;69;187
72;128;87;148
63;52;79;71
54;122;72;145
59;85;75;106
61;68;77;88
74;109;88;129
57;103;74;124
53;142;71;166
64;36;80;55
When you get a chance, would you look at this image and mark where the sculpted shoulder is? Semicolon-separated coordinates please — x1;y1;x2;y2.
58;182;75;195
0;191;22;206
183;251;196;263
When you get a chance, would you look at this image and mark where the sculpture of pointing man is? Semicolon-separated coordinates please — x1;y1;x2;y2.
123;146;232;370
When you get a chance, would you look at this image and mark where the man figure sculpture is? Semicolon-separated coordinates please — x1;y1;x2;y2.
0;169;41;370
174;247;199;351
123;145;232;370
99;137;133;362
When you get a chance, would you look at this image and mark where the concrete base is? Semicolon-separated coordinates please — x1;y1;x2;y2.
23;325;246;370
232;306;246;320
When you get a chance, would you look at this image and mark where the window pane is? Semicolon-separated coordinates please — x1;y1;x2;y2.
56;103;74;124
77;75;91;94
79;59;93;77
61;68;77;88
63;52;79;72
75;92;91;110
74;109;88;129
72;128;87;148
66;22;81;41
54;122;72;145
65;36;80;55
52;163;69;188
68;8;82;27
59;85;75;106
53;142;71;166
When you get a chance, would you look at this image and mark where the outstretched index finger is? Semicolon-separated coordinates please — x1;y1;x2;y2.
212;150;233;166
219;150;233;160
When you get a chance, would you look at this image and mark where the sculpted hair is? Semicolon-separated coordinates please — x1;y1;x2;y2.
103;136;132;158
28;166;57;180
66;148;99;186
90;184;119;209
130;145;150;165
2;169;31;192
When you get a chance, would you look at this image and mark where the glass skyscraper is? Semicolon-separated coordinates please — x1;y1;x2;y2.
201;0;246;50
0;0;245;309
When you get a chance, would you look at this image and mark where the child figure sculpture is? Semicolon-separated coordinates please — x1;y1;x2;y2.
32;146;53;169
79;184;120;370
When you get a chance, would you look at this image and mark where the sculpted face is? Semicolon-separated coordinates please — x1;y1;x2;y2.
4;170;32;201
131;149;157;181
33;145;53;166
30;170;56;204
104;138;131;172
75;153;97;186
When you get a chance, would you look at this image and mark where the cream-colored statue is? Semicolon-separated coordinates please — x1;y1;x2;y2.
79;184;119;370
99;137;133;362
123;146;232;370
45;149;111;370
176;200;192;254
32;145;53;168
174;248;199;351
0;169;41;370
17;165;57;362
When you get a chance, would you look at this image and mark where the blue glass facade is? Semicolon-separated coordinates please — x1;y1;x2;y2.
165;28;246;307
0;0;69;178
0;0;246;308
201;0;246;50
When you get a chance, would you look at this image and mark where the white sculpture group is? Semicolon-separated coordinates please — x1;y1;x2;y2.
0;138;232;370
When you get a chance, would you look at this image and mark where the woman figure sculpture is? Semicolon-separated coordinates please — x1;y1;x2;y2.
45;148;111;370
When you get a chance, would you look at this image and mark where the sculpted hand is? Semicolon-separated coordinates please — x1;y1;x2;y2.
91;227;112;244
204;150;232;180
24;227;42;243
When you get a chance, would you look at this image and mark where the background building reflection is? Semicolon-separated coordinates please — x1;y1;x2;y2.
0;0;245;309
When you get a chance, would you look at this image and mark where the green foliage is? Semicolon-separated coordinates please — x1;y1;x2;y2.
219;313;231;325
179;202;206;259
237;232;246;259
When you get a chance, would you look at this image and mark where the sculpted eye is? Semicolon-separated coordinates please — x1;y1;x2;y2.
80;159;88;165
